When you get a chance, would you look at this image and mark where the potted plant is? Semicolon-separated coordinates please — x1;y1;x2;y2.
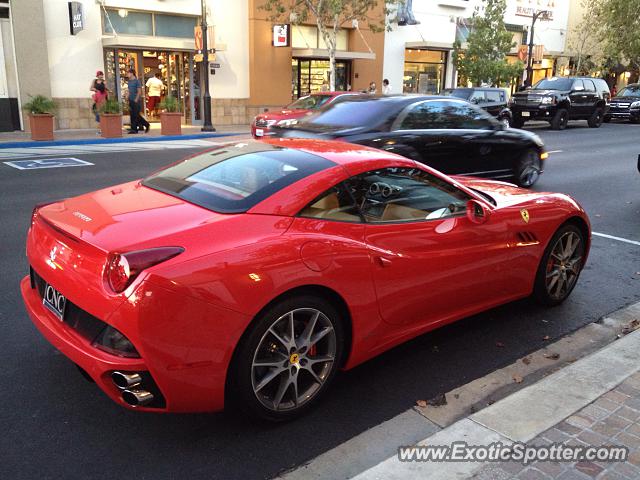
23;95;56;141
99;99;123;138
159;96;182;135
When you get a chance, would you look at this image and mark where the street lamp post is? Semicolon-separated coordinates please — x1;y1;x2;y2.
200;0;215;131
525;10;548;88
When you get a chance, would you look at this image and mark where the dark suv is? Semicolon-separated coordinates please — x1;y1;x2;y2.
510;77;610;130
604;83;640;123
444;87;512;128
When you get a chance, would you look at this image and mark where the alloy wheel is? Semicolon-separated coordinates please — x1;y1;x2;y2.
545;231;583;301
251;308;336;412
517;151;541;187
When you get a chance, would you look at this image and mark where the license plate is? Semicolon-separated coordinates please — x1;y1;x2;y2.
255;129;264;137
521;111;530;117
43;283;67;321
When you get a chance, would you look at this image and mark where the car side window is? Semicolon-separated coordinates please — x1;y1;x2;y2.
444;102;495;129
486;91;501;103
346;167;470;223
583;79;596;92
298;182;362;222
469;91;485;104
572;79;585;91
398;102;442;129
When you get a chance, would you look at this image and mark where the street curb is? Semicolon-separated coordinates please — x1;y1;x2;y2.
0;132;244;149
277;300;640;480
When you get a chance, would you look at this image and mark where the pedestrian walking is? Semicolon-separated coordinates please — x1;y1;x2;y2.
127;69;150;134
90;70;109;134
382;78;391;94
368;81;377;94
146;72;164;119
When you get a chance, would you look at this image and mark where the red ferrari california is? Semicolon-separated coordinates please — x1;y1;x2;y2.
22;139;590;421
251;92;356;138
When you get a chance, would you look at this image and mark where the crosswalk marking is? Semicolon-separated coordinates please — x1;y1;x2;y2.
0;139;218;160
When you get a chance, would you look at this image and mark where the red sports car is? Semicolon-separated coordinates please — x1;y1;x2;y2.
251;92;356;138
22;139;590;421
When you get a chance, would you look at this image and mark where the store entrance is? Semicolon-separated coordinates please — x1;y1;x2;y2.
291;58;351;100
104;48;202;125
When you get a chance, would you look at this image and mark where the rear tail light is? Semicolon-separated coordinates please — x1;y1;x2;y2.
105;246;184;293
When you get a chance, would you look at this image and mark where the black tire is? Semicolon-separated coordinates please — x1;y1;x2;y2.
533;223;586;306
587;108;604;128
514;149;541;188
603;115;611;123
229;294;345;422
511;117;525;129
550;108;569;130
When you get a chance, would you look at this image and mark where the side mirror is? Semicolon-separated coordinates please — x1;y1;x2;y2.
466;200;491;225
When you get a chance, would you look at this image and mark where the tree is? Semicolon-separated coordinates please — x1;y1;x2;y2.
566;1;605;75
593;0;640;75
452;0;523;87
261;0;396;91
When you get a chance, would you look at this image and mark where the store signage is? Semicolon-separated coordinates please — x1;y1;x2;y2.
273;24;290;47
68;2;84;35
195;26;215;51
515;0;555;20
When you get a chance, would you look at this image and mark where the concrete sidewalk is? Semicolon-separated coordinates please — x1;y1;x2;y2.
0;123;250;147
280;302;640;480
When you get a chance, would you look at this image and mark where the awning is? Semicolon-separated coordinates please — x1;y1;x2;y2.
405;41;454;50
291;48;375;60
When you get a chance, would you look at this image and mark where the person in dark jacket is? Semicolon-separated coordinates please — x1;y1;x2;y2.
126;69;150;134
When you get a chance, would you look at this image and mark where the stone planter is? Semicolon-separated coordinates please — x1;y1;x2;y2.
28;114;55;141
160;112;182;136
100;114;123;138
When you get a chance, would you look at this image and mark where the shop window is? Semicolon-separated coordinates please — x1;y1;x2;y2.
155;14;197;39
403;49;446;95
103;9;152;36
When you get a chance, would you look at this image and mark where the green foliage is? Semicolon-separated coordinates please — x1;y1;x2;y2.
99;98;121;115
23;95;56;115
159;95;180;113
453;0;522;87
593;0;640;71
261;0;396;90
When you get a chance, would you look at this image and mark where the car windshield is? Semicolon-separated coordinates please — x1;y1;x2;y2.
532;78;574;91
288;95;334;110
617;85;640;97
142;144;334;213
447;89;472;99
300;98;399;128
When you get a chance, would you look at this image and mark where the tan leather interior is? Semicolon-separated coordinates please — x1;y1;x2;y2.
381;203;426;221
300;192;359;222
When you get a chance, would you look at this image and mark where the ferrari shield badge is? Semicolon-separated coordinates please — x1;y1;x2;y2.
520;209;530;223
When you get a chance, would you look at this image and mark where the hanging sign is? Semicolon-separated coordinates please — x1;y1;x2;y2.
273;24;290;47
68;2;84;35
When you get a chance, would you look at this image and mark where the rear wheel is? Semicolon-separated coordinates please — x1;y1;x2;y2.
514;149;541;188
230;295;344;421
550;108;569;130
533;224;586;306
587;108;604;128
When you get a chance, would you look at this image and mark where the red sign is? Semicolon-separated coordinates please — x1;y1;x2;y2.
273;24;290;47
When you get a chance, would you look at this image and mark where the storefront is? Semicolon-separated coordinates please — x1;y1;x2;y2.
291;59;351;98
402;49;448;94
100;7;202;124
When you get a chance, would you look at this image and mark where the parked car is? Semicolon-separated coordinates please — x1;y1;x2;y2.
271;95;547;187
604;83;640;123
251;91;357;138
444;87;513;128
509;77;610;130
22;139;590;420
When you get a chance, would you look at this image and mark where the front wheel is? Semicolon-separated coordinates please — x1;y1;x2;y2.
587;108;604;128
230;295;344;421
550;108;569;130
514;149;541;188
533;224;586;306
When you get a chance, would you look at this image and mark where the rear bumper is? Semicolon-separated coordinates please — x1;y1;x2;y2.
21;273;244;413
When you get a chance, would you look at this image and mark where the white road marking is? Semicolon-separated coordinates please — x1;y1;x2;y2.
593;231;640;246
546;149;563;154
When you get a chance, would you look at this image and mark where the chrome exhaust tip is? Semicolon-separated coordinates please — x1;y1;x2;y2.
122;389;154;407
111;371;142;389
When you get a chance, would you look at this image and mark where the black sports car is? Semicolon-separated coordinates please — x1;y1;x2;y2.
271;95;547;187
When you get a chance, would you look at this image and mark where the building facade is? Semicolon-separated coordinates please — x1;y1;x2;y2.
383;0;570;94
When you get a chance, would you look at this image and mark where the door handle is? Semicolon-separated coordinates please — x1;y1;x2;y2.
377;256;393;267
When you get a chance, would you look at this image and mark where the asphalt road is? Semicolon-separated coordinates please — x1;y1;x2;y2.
1;123;639;480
